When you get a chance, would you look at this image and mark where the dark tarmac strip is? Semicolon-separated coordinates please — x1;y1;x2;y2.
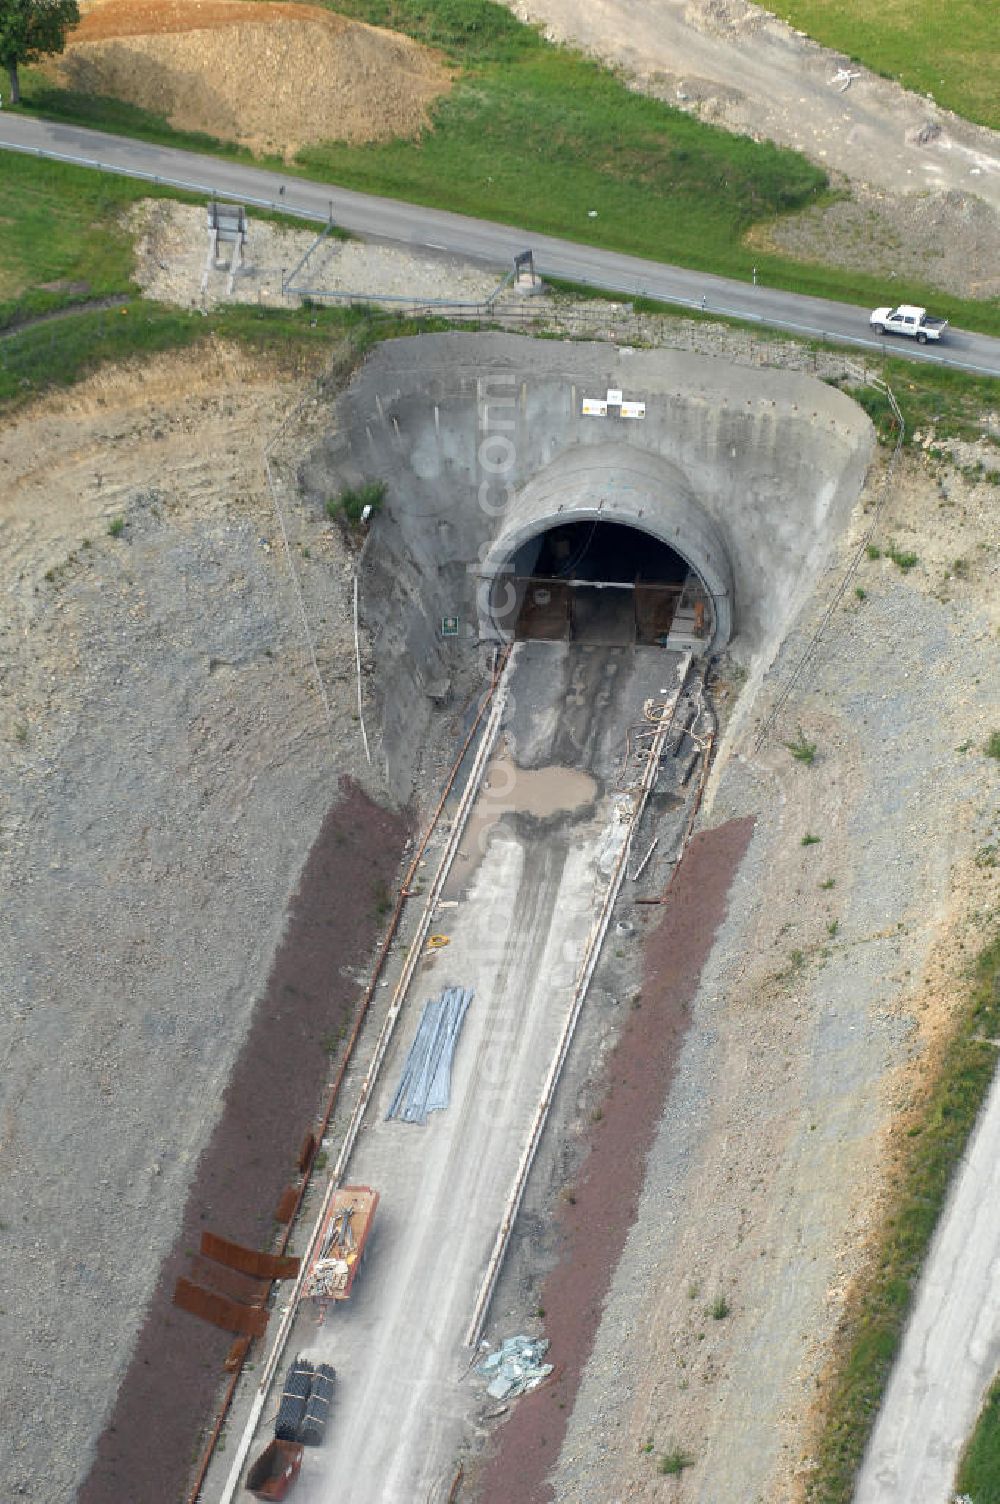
76;779;408;1504
474;815;756;1504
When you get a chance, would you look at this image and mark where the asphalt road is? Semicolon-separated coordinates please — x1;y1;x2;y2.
3;114;1000;379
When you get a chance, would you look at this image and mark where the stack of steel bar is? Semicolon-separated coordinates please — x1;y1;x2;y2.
274;1357;314;1443
300;1364;337;1446
385;986;473;1125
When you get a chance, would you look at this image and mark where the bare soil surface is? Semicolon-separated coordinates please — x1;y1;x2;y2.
48;0;450;159
3;306;997;1504
77;781;407;1504
504;0;1000;300
540;439;1000;1501
0;342;404;1502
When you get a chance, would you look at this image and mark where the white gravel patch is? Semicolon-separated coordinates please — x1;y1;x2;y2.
128;199;506;310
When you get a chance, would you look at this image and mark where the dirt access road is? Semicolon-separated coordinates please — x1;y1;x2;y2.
854;1059;1000;1504
209;641;692;1504
506;0;1000;205
504;0;1000;294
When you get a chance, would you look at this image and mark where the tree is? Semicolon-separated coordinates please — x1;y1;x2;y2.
0;0;79;104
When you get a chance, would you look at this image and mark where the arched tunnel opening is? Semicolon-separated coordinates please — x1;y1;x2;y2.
493;519;714;648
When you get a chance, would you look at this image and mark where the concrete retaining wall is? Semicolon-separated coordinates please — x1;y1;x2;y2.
300;333;874;797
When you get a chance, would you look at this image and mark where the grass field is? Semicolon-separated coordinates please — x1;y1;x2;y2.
852;359;1000;444
14;0;1000;330
769;0;1000;131
807;928;1000;1504
3;137;998;414
957;1374;1000;1501
3;148;1000;416
15;9;1000;334
0;153;149;325
15;0;826;280
0;151;346;331
0;297;377;407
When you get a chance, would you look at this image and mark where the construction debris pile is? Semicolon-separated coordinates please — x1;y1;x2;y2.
305;1204;356;1301
477;1335;553;1401
386;986;473;1125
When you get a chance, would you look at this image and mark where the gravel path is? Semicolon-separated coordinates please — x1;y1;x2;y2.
475;817;756;1504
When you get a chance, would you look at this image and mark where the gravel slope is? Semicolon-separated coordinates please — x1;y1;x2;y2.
0;343;389;1501
547;439;1000;1502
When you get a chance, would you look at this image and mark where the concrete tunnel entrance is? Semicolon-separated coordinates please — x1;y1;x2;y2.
479;445;735;654
501;520;710;647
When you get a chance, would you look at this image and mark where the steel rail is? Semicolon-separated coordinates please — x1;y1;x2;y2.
464;650;694;1347
188;649;510;1502
217;649;515;1503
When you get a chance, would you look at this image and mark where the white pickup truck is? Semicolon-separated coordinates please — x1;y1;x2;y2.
870;304;948;343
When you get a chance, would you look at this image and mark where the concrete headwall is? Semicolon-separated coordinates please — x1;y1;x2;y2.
300;333;874;797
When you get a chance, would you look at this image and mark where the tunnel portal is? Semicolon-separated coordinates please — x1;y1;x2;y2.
501;519;711;647
480;444;734;654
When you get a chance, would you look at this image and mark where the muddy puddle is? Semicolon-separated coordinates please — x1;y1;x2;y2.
443;755;598;900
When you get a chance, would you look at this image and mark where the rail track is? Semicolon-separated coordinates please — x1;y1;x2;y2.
215;649;516;1503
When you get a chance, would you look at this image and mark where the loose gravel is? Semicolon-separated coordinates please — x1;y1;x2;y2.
0;342;400;1502
128;199;506;312
542;441;1000;1503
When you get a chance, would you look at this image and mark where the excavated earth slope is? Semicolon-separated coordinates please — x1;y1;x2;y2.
47;0;451;158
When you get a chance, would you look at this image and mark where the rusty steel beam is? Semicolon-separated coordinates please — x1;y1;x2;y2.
173;1278;270;1338
200;1232;299;1282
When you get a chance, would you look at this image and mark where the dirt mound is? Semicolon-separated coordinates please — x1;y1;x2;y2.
745;184;1000;300
47;0;450;158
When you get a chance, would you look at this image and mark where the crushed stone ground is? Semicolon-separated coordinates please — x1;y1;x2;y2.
747;180;1000;300
2;293;997;1500
127;198;506;309
48;0;450;159
0;341;394;1502
542;438;1000;1502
